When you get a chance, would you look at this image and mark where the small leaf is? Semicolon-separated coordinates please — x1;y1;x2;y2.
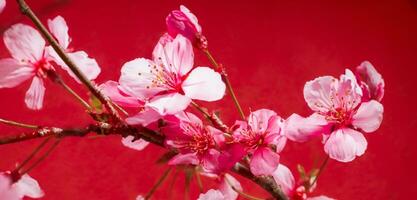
89;94;103;112
297;164;307;180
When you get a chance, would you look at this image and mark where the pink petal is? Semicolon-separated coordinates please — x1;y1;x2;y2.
47;16;70;49
182;67;225;101
352;100;384;133
250;147;280;176
303;76;338;113
202;149;221;173
307;196;336;200
153;34;194;76
324;128;366;162
219;174;241;200
166;6;202;42
99;81;142;108
147;93;191;115
4;24;45;62
0;174;19;200
0;0;5;14
13;174;44;198
197;189;225;200
0;58;34;88
125;107;161;126
248;109;277;133
25;77;45;110
136;195;145;200
283;113;329;142
356;61;385;101
67;51;101;82
271;164;295;196
168;153;199;166
121;136;149;151
119;58;164;100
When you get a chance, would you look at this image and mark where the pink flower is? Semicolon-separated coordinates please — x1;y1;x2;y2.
197;173;242;200
0;24;52;110
163;112;230;173
284;69;384;162
0;0;5;14
46;16;101;83
0;172;44;200
166;5;203;45
355;61;384;102
232;109;287;176
119;34;225;117
272;164;334;200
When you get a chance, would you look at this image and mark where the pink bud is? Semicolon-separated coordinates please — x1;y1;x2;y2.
166;5;206;48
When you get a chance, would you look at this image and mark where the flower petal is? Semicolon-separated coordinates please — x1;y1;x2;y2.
250;147;280;176
125;107;161;126
99;81;142;108
13;174;44;198
356;61;385;101
0;58;34;88
307;196;336;200
24;77;45;110
303;76;337;112
352;100;383;133
248;109;277;133
153;34;194;76
4;24;45;62
324;128;366;162
271;164;295;196
182;67;225;101
197;189;225;200
121;136;149;151
168;153;199;166
219;174;241;200
119;58;164;100
47;16;70;49
283;113;329;142
0;0;5;14
166;6;202;42
147;93;191;115
0;174;19;200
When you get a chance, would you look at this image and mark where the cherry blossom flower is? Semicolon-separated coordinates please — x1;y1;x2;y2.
197;173;241;200
47;15;101;83
0;0;5;14
283;69;384;162
0;172;44;200
272;164;334;200
166;5;203;45
162;112;233;173
119;34;225;117
355;61;385;102
232;109;286;176
0;24;53;110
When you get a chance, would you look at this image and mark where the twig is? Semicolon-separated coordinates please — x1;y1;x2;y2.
0;118;39;129
21;138;62;174
15;137;52;172
145;167;172;200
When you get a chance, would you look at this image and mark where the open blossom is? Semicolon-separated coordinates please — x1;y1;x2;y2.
46;15;101;83
355;61;385;102
163;112;232;173
198;174;241;200
119;34;225;117
0;0;5;14
0;172;44;200
284;68;384;162
272;164;334;200
0;24;52;110
166;5;203;46
232;109;286;176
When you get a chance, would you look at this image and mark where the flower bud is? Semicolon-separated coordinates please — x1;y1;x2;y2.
166;5;207;49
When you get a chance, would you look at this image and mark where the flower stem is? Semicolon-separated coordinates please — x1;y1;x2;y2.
21;138;62;174
310;155;329;187
145;167;172;200
203;50;245;120
190;101;229;133
14;137;52;172
57;79;92;111
195;167;204;192
225;175;265;200
0;118;39;129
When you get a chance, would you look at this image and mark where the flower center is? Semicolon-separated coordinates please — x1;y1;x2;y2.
238;129;265;150
33;58;52;78
145;58;183;92
179;124;215;155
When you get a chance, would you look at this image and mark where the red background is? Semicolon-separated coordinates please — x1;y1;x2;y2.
1;0;416;199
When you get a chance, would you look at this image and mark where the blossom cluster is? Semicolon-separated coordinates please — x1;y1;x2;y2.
0;3;385;200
